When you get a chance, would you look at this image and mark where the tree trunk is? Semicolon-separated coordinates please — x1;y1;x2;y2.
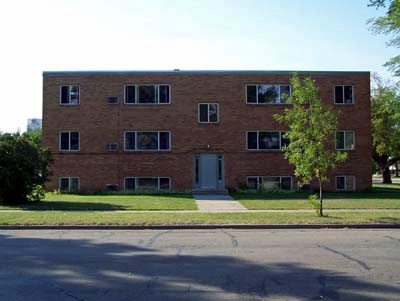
382;166;392;184
319;180;323;217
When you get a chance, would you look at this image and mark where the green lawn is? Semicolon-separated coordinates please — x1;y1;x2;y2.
373;183;400;190
0;211;398;225
234;186;400;210
0;193;196;211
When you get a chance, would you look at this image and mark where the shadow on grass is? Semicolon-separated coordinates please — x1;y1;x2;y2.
233;190;400;201
371;216;400;224
1;201;127;211
0;232;399;300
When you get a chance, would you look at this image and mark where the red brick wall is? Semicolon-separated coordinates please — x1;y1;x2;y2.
42;71;371;191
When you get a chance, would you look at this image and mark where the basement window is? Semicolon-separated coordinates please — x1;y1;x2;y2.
59;177;80;192
247;176;292;190
336;176;355;191
124;177;171;191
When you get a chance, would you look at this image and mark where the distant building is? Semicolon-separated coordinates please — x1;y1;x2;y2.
27;118;42;132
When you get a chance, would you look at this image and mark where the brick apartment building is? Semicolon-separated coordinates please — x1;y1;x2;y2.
42;70;371;193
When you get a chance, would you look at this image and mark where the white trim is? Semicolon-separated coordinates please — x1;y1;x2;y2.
335;130;355;150
334;85;354;105
246;130;287;151
59;131;80;152
59;85;80;105
124;176;171;191
335;175;356;191
247;176;293;190
124;84;171;105
59;177;80;192
198;103;219;123
245;84;291;105
123;131;171;151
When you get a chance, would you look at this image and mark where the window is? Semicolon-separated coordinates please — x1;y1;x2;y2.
124;131;170;151
247;176;292;190
124;177;171;190
336;130;355;150
198;103;219;123
336;176;355;191
59;132;80;151
335;85;354;104
124;84;170;104
247;131;288;150
246;84;291;104
59;177;80;192
60;85;80;105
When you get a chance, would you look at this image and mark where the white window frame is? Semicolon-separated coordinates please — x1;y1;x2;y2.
246;130;287;151
245;84;291;104
335;175;356;191
198;103;219;123
59;131;80;151
124;177;171;190
336;130;355;150
59;85;80;105
124;84;171;104
334;85;354;105
124;131;171;151
59;177;80;192
247;176;293;190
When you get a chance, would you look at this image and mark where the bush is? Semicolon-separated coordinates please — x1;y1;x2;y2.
308;194;321;216
0;132;53;204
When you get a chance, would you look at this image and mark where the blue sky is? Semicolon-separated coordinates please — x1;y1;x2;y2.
0;0;396;132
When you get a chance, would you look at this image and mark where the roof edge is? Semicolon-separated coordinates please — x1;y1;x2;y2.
42;70;370;76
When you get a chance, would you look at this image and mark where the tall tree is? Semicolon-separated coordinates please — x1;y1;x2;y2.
368;0;400;76
371;74;400;183
274;75;347;216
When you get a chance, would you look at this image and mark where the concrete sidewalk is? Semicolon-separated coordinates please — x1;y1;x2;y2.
0;209;399;213
193;195;248;212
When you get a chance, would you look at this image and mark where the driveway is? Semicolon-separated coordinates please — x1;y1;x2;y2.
0;229;399;300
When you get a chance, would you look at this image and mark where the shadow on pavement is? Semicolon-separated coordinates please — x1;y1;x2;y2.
0;233;398;300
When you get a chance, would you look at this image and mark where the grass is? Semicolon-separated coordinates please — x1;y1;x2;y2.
234;185;400;210
0;193;196;211
0;211;398;225
373;183;400;190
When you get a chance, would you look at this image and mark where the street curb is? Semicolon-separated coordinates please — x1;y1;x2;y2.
0;223;399;230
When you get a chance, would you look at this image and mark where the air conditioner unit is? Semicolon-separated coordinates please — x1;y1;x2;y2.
106;184;119;191
106;143;118;151
107;96;119;104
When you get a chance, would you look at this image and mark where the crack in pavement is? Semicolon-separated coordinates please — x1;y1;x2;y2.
221;229;239;247
385;235;400;243
318;245;371;271
144;230;171;248
53;284;87;301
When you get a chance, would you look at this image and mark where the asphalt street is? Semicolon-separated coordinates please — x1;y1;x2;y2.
0;229;399;300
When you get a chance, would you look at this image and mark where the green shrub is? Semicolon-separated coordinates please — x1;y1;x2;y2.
0;132;53;204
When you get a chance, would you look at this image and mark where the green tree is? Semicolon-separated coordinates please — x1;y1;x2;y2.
371;74;400;183
368;0;400;76
0;131;53;204
274;75;347;216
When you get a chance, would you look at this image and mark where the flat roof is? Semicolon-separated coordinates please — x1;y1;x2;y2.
43;70;370;76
